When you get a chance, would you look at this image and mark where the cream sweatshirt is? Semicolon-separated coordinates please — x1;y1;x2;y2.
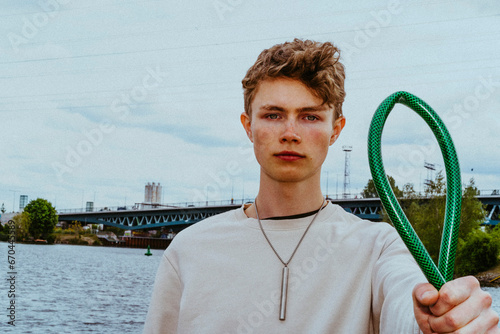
143;202;425;333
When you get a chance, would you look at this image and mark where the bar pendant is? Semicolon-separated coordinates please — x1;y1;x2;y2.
279;266;289;320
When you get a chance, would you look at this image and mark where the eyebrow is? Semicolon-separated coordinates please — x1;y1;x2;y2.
259;104;285;112
259;104;329;113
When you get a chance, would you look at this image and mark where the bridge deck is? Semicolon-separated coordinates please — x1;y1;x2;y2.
58;196;500;230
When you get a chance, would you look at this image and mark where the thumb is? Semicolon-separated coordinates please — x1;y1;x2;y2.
413;283;440;333
414;283;439;307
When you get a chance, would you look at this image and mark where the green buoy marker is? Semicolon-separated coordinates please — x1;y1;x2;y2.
145;245;153;256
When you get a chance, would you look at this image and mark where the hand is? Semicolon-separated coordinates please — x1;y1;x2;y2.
413;276;500;333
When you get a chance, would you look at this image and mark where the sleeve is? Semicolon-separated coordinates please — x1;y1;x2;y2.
143;252;182;334
371;228;426;334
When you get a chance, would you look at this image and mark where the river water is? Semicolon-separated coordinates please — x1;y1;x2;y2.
2;243;162;333
2;243;500;333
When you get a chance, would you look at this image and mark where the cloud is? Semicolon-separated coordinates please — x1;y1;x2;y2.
146;122;238;148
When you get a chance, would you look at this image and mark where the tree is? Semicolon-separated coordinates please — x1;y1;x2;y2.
459;178;486;239
402;183;418;200
24;198;58;239
403;173;447;263
70;221;82;238
455;231;499;276
1;203;5;213
361;175;403;198
12;212;31;241
382;173;488;267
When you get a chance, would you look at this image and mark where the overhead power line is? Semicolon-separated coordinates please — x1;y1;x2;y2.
1;13;498;65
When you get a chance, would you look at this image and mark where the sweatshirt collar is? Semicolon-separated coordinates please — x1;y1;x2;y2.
238;202;334;230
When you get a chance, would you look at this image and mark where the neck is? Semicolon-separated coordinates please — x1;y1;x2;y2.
248;172;325;219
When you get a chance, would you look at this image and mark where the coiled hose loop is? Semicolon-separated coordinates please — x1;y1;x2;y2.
368;91;462;289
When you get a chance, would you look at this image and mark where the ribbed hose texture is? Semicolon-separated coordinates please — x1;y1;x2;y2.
368;91;462;289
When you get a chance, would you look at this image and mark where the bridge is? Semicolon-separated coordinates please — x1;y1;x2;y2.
58;195;500;231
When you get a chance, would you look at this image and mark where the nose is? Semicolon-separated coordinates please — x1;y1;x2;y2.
280;120;301;143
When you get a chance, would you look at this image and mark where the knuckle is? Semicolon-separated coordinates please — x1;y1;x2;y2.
489;309;500;326
482;292;493;308
443;313;461;329
463;275;480;288
439;288;455;305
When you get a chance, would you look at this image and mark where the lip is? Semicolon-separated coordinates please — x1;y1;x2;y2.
274;151;305;161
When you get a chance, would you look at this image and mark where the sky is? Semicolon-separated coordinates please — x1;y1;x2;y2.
0;0;499;212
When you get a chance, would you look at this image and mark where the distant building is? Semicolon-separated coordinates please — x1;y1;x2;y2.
19;195;28;211
144;182;162;204
86;201;94;212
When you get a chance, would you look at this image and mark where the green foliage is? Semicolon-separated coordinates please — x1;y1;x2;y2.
382;173;489;272
12;212;31;240
459;179;486;239
24;198;58;239
490;224;500;245
455;231;499;276
70;221;82;238
424;171;447;197
362;175;403;198
104;226;125;237
407;172;447;263
402;183;418;200
46;234;56;244
0;223;8;241
67;237;89;245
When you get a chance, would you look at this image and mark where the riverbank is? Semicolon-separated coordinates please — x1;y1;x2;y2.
52;233;171;249
476;263;500;287
56;234;100;245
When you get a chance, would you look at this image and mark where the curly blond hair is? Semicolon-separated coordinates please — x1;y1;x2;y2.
242;38;346;120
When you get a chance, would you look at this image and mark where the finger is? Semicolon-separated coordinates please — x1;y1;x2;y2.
433;308;499;334
462;309;500;334
413;283;439;333
413;302;432;333
414;283;439;306
427;288;492;332
428;287;498;333
429;276;479;316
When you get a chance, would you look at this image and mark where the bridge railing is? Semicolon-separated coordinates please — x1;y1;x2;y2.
57;198;256;214
56;190;500;214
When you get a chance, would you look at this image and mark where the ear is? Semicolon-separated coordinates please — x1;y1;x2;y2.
240;112;253;142
329;116;346;145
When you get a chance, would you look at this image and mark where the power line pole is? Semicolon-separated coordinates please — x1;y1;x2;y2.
9;190;18;212
343;146;352;199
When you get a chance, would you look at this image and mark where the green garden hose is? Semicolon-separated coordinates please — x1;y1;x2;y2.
367;91;462;289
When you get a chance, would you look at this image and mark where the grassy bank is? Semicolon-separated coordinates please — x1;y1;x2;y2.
51;227;102;246
55;233;101;246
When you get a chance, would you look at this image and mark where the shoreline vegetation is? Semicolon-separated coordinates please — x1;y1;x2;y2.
2;233;500;287
2;183;500;286
1;222;172;249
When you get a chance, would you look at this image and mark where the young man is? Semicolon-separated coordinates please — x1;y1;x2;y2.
144;39;499;333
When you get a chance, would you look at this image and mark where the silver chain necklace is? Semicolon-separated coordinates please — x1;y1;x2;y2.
254;198;326;321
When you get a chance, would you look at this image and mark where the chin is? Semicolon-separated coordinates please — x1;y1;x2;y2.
265;170;315;184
